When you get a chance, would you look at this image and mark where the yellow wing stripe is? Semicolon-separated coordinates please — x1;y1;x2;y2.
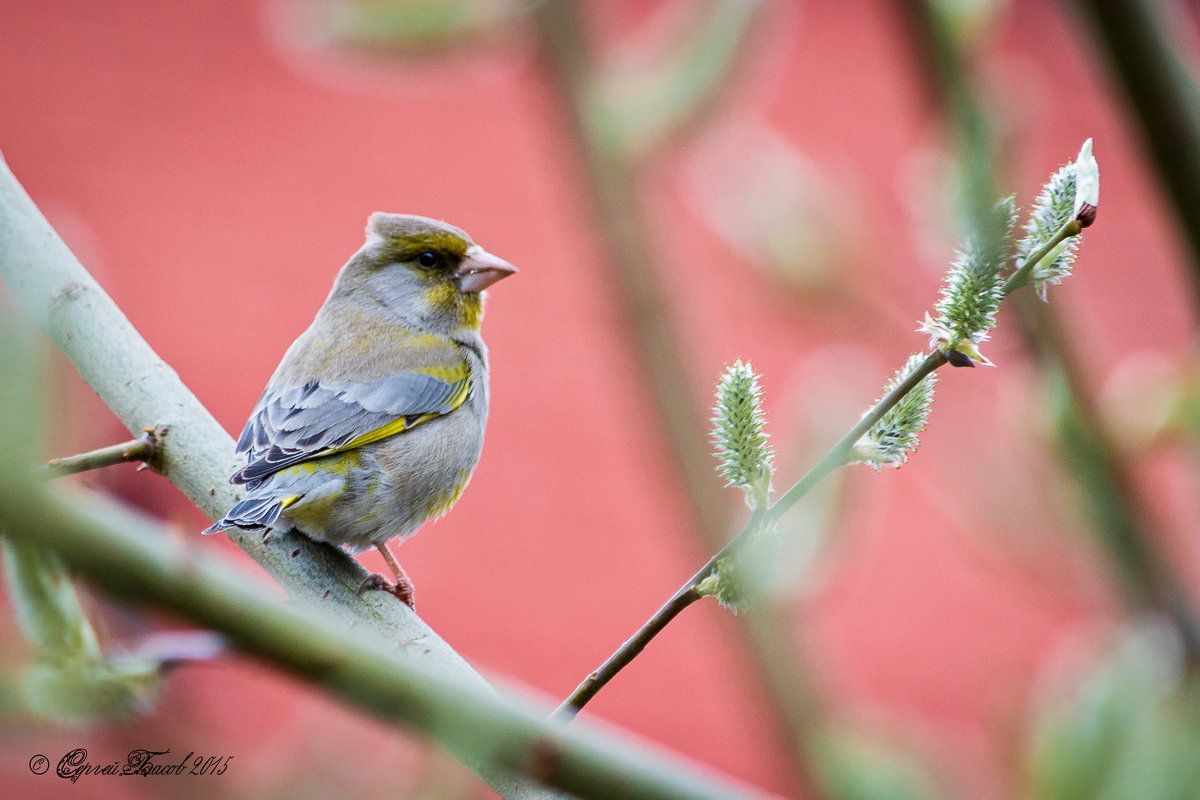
326;378;471;456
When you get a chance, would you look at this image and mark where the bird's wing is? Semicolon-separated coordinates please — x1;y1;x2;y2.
230;369;471;485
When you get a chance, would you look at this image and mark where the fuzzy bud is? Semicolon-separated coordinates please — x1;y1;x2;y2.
851;353;939;470
1072;138;1100;227
711;360;774;507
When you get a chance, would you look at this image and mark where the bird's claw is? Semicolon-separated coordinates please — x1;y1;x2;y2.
357;573;416;609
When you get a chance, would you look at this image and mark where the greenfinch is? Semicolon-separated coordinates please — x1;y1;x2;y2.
204;213;517;606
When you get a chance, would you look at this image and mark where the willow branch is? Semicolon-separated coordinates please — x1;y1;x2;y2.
558;351;949;718
910;0;1200;659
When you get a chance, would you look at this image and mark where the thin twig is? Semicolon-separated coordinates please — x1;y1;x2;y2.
1001;219;1081;297
556;186;1085;719
557;351;948;719
43;426;165;478
556;586;703;717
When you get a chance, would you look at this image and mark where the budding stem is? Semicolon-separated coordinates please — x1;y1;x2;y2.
554;350;948;720
1002;217;1081;296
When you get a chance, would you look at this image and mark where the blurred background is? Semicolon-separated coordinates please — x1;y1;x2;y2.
3;0;1200;798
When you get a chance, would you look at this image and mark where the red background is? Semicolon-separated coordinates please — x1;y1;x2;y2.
2;1;1197;798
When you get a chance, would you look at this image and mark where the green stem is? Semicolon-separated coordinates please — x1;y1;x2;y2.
1001;218;1081;296
557;351;948;718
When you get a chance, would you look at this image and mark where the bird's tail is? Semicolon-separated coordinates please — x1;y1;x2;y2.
202;495;284;535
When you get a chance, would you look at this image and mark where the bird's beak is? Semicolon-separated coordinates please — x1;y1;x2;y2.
455;245;518;293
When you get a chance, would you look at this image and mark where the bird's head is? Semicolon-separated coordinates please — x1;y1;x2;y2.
337;212;517;333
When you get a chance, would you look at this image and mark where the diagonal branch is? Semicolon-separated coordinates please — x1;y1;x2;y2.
0;155;775;800
557;351;948;718
0;328;773;800
0;153;556;800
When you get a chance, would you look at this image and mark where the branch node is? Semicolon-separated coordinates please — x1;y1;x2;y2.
43;425;167;479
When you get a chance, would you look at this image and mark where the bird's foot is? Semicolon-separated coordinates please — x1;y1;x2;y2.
357;572;416;609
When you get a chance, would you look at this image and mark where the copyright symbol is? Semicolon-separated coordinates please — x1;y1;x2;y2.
29;754;49;775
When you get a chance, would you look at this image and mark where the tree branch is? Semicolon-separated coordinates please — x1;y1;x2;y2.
0;333;773;800
0;155;777;800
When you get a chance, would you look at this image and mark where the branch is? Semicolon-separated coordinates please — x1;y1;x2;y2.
0;334;774;800
557;351;948;718
0;154;777;800
43;427;164;478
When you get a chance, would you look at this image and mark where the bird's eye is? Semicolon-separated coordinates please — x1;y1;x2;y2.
417;251;440;268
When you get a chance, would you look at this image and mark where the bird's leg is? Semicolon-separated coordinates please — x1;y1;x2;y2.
357;542;415;608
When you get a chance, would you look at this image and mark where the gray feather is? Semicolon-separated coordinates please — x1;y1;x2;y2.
231;370;470;485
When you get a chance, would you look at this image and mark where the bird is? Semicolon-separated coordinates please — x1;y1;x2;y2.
203;213;517;607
